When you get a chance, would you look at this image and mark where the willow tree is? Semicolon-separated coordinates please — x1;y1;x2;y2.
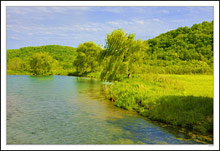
74;41;102;75
100;29;146;81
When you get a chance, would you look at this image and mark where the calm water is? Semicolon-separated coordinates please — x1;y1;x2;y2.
7;75;201;144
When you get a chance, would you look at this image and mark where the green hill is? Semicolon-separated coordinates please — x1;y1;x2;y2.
7;45;77;75
143;21;213;74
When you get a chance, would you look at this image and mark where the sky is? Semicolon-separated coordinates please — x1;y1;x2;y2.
6;6;213;49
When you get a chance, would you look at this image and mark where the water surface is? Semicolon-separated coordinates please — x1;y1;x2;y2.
7;75;201;144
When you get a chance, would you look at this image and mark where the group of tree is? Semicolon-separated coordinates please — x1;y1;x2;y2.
144;21;213;74
73;21;213;80
7;45;77;75
7;21;213;79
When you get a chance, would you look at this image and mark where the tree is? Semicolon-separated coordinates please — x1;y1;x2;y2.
7;57;28;71
30;52;56;75
100;29;147;81
7;45;77;73
74;41;102;75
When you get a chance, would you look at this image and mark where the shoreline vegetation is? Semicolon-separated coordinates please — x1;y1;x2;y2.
7;21;213;143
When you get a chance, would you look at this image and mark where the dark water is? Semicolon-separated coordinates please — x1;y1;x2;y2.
7;75;201;144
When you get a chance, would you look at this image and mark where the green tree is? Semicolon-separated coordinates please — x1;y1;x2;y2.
7;57;28;71
7;45;77;73
74;41;102;75
30;52;56;75
100;29;147;81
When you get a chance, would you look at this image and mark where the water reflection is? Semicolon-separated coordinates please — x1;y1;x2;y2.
7;75;202;144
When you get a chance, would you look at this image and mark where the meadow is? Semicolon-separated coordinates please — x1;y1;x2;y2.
105;74;213;142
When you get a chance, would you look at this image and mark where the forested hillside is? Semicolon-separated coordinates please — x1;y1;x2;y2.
143;21;213;74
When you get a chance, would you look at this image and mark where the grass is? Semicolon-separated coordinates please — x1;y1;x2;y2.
160;74;213;98
105;74;213;140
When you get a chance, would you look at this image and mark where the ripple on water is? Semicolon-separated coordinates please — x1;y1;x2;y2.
7;75;203;144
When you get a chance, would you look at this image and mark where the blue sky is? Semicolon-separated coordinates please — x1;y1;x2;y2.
6;6;213;49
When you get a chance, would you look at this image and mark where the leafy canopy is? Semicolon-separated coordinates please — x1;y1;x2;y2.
30;52;57;75
74;41;102;75
100;29;147;81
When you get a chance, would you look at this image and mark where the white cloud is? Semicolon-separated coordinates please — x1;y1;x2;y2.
108;19;145;27
153;18;160;22
9;36;20;40
133;19;145;25
161;10;169;14
27;32;33;36
7;21;104;39
7;6;92;15
171;19;184;23
108;21;120;26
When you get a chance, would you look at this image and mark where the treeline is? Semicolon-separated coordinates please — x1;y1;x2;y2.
7;45;77;75
144;21;213;74
7;21;213;77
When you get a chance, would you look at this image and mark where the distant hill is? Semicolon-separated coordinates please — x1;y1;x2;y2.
143;21;213;74
7;45;77;72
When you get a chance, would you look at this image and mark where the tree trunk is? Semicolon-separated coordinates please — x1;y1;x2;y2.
128;73;131;79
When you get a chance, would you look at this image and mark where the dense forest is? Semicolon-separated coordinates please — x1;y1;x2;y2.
144;20;213;74
7;21;213;77
7;21;214;142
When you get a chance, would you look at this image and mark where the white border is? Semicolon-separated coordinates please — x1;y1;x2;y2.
1;1;219;150
0;1;219;6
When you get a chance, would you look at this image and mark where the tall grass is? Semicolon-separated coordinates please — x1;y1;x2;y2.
106;74;213;136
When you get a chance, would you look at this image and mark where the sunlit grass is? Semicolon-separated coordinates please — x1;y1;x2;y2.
160;74;213;98
106;74;213;137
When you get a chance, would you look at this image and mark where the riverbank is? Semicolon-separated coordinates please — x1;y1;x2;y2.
7;71;213;143
105;74;213;143
7;70;101;78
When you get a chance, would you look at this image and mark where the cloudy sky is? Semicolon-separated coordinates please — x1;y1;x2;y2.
6;6;213;49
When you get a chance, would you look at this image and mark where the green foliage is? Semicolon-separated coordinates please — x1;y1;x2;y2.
143;60;212;74
7;57;29;71
106;74;213;135
101;29;147;81
144;96;213;134
7;45;77;75
143;21;213;74
30;52;57;75
74;42;102;75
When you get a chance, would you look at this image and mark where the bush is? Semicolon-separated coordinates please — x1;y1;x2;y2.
30;52;57;75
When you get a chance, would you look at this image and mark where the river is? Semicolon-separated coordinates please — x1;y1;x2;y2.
7;75;201;144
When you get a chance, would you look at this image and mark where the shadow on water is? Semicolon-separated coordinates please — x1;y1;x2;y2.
106;115;203;144
145;95;213;144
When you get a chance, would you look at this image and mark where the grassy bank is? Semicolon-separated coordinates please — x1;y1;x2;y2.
105;74;213;142
7;70;213;142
